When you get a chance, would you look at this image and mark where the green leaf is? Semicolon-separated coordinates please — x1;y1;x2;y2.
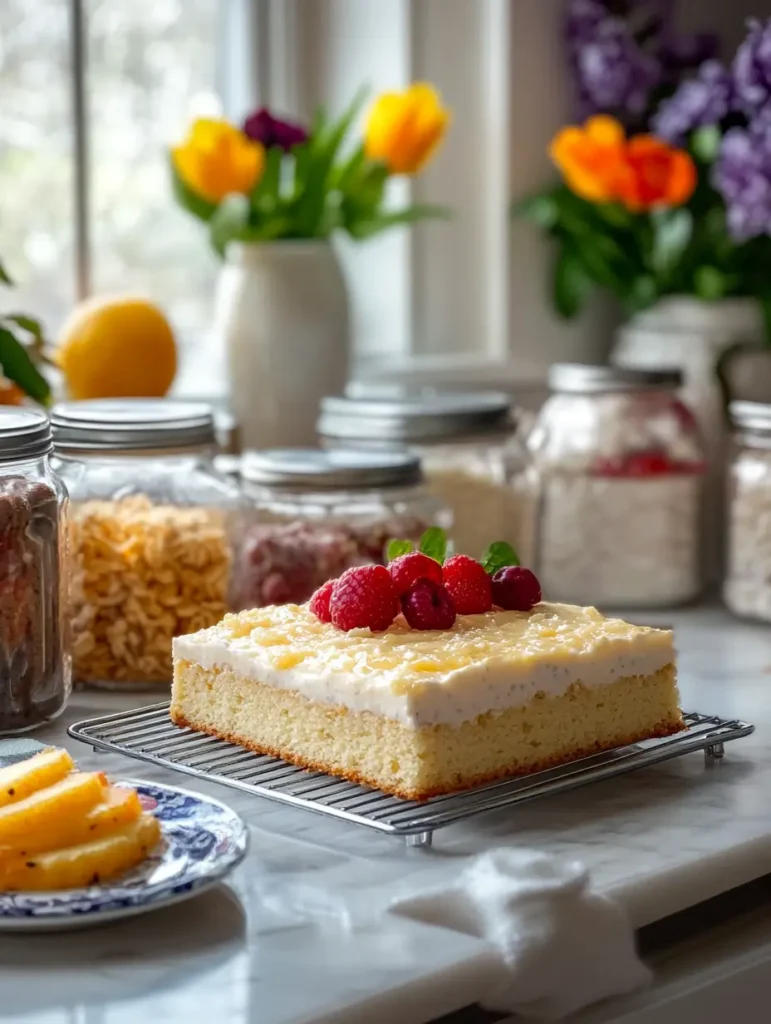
3;314;44;342
481;541;520;575
0;259;13;286
169;156;218;222
625;274;658;312
552;247;591;318
345;203;450;240
651;207;693;276
694;265;727;299
419;527;448;564
386;538;414;562
595;203;632;229
252;145;283;207
0;326;50;404
691;125;721;164
208;194;250;257
512;193;558;229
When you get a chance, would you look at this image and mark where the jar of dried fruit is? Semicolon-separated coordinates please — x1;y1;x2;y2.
526;365;706;608
0;409;70;733
51;399;246;689
317;393;534;562
724;401;771;622
234;448;449;607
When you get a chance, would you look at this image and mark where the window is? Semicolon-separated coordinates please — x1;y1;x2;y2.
1;0;617;395
0;0;239;356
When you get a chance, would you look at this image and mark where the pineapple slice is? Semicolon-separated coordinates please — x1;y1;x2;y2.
0;772;107;846
0;813;162;892
0;748;74;808
0;784;142;860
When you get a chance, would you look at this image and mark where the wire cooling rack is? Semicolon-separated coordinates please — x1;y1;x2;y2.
69;704;754;848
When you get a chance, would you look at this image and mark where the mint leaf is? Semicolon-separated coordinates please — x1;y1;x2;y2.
419;527;447;564
386;538;413;562
481;541;520;575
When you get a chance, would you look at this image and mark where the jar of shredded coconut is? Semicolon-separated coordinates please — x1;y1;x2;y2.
0;410;70;732
724;401;771;621
317;392;534;562
234;448;449;608
526;365;705;608
51;399;246;689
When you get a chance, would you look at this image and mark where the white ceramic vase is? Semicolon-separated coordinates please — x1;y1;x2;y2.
215;241;350;450
612;296;765;582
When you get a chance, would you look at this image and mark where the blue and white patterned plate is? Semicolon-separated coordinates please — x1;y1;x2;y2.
0;780;249;932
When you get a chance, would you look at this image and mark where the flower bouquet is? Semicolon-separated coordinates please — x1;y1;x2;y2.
518;6;771;338
170;84;450;253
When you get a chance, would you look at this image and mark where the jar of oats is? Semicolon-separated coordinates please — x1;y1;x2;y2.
234;448;448;607
317;393;534;562
0;409;70;733
724;401;771;621
528;364;705;609
51;399;245;689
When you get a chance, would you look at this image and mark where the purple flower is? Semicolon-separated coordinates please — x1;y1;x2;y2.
566;0;662;118
243;108;308;151
714;111;771;241
653;61;734;143
733;18;771;116
660;32;720;73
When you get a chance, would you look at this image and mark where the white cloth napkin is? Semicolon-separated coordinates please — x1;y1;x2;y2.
391;848;651;1020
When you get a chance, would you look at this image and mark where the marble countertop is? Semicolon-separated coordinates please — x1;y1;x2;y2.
3;604;771;1024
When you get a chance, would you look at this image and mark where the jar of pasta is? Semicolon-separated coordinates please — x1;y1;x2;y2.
51;399;246;689
527;364;705;608
724;401;771;621
234;448;448;607
317;393;534;562
0;410;70;732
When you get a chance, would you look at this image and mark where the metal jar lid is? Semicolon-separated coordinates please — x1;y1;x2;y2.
50;399;216;453
548;364;683;393
241;448;423;490
0;408;53;461
729;400;771;436
317;392;512;443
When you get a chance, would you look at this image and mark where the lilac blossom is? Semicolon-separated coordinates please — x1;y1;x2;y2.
733;19;771;116
566;0;662;118
714;111;771;241
653;61;734;143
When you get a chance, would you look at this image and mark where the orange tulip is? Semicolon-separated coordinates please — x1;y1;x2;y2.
172;118;264;204
549;115;628;203
549;116;696;212
615;135;697;212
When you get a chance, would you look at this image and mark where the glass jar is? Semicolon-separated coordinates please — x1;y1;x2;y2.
51;399;246;689
0;410;70;733
317;393;534;562
724;401;771;621
526;365;705;608
235;448;449;607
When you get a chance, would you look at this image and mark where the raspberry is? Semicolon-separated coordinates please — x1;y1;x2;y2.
401;579;456;631
442;554;493;614
330;565;399;632
309;579;335;622
492;566;542;612
388;551;443;595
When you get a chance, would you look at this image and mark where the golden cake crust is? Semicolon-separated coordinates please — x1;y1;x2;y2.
170;707;682;801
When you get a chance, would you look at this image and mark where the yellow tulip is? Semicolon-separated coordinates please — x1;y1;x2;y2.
364;83;450;175
172;118;265;203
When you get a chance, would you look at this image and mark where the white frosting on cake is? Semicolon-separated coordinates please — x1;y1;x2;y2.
172;602;675;728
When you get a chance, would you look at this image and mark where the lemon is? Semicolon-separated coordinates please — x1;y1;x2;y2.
58;296;177;400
